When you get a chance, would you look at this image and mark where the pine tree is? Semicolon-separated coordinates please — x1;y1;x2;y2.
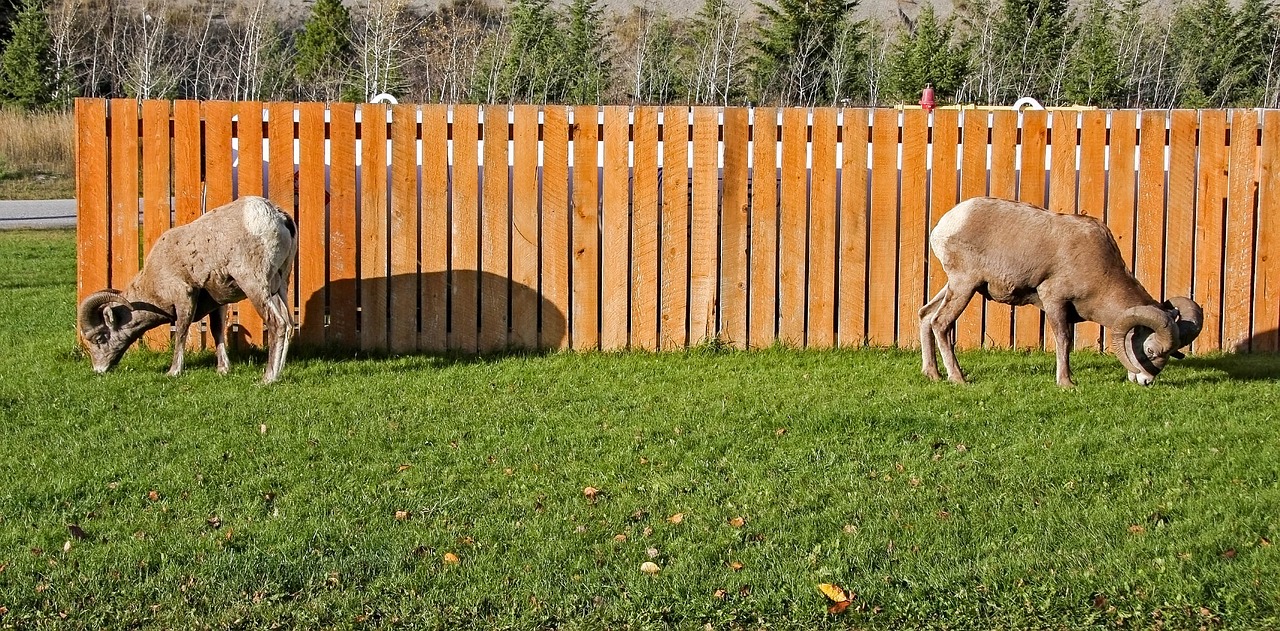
884;4;966;103
1062;0;1124;106
495;0;565;103
991;0;1074;103
753;0;859;105
687;0;747;105
294;0;354;100
564;0;610;104
0;0;56;110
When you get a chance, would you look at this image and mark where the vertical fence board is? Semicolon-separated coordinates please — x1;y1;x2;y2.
982;110;1018;349
109;99;139;290
749;108;778;348
1195;110;1227;352
572;106;600;350
632;108;660;350
233;102;266;348
897;109;927;348
542;107;571;349
1254;111;1280;351
1107;111;1139;269
957;110;988;349
480;106;509;353
1224;110;1258;351
174;101;205;349
839;108;869;347
1076;110;1108;351
601;106;632;350
808;108;838;348
1048;110;1080;353
927;110;959;314
390;104;421;354
510;105;541;350
1137;111;1167;299
690;107;720;345
1014;110;1048;349
867;109;899;346
420;105;451;352
203;101;235;210
721;108;750;348
140;100;172;349
1166;110;1198;307
778;108;808;347
327;103;358;349
451;105;480;353
296;103;327;347
358;104;390;351
75;99;109;303
661;106;690;349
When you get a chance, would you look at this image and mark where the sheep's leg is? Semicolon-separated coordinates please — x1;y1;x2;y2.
929;280;979;384
1045;305;1076;388
209;306;230;375
168;295;197;377
919;288;948;380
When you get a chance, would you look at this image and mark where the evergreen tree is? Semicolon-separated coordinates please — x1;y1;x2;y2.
294;0;354;100
991;0;1074;103
1168;0;1274;107
0;0;55;110
752;0;858;105
564;0;610;104
884;4;966;103
494;0;565;103
687;0;748;104
1062;0;1124;106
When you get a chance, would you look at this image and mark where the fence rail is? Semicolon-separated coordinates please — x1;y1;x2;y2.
74;99;1280;354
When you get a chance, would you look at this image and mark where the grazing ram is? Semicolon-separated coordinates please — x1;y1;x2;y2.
920;197;1202;387
77;196;297;384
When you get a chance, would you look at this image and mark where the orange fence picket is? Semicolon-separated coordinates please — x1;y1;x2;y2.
75;100;1280;360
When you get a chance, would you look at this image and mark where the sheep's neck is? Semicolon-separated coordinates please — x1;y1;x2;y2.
1074;281;1158;328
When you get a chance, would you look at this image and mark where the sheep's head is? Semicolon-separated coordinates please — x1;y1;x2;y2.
77;290;140;373
1112;297;1203;386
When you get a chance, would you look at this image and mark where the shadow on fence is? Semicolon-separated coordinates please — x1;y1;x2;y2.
280;271;566;359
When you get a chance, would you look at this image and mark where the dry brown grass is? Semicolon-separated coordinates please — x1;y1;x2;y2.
0;108;75;178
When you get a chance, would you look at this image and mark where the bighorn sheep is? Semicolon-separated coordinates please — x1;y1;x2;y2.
920;197;1202;387
77;196;297;384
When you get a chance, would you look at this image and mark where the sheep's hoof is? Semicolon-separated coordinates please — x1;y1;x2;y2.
217;365;230;376
947;374;967;385
1057;378;1076;388
922;367;942;381
166;367;183;377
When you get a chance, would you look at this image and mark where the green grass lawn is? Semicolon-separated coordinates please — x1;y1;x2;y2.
2;229;1279;630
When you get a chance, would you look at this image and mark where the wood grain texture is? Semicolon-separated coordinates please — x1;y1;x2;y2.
1255;110;1280;352
660;106;689;349
479;105;509;353
720;107;749;348
1076;110;1107;351
541;107;571;349
571;106;600;350
420;105;451;352
75;99;109;303
1194;110;1227;352
749;108;779;348
450;105;480;353
390;104;421;354
140;100;172;349
1165;110;1198;304
956;110;988;349
109;99;139;291
233;101;266;348
510;105;540;350
806;108;837;348
1136;111;1167;300
601;106;631;350
778;108;808;347
689;107;720;345
202;101;235;210
838;108;869;347
926;109;959;326
896;109;927;349
1014;109;1049;350
983;110;1017;349
358;104;389;351
326;103;358;349
1224;110;1258;351
296;102;327;347
631;107;661;350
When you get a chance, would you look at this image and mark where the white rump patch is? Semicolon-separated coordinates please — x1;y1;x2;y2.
241;197;284;245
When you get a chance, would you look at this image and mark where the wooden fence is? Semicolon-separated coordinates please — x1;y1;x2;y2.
74;99;1280;355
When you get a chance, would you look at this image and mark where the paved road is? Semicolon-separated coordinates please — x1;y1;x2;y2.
0;199;76;229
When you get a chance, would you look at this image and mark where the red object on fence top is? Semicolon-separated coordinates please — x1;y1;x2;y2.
919;85;936;112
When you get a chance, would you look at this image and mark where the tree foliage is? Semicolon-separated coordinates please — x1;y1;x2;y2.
294;0;354;101
1;0;56;110
884;4;966;103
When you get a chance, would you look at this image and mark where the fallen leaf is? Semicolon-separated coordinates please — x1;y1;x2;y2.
395;511;410;521
67;524;88;540
206;516;222;529
828;600;852;614
713;589;728;600
818;583;849;603
1222;548;1237;559
62;540;72;553
0;563;6;574
1092;593;1109;610
728;516;745;528
443;552;460;565
775;428;787;436
396;464;412;473
728;560;744;571
642;526;653;537
955;443;968;452
936;510;951;520
0;606;7;616
843;524;858;534
504;468;514;476
147;490;160;502
646;547;660;559
630;509;648;521
667;512;685;525
458;536;475;546
1128;525;1146;534
1261;537;1272;548
583;487;601;502
225;529;234;541
613;534;627;543
640;561;661;575
259;424;267;434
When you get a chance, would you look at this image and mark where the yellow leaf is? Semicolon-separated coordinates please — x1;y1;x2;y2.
667;512;685;524
442;552;460;565
640;561;660;575
817;583;849;603
728;516;745;528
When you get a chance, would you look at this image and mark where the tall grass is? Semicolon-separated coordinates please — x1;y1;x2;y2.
0;108;76;177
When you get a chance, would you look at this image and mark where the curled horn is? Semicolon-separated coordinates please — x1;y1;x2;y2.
77;290;131;334
1112;305;1177;378
1163;296;1203;352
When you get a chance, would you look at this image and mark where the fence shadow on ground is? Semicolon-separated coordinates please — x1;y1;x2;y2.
1181;331;1280;382
267;271;566;365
